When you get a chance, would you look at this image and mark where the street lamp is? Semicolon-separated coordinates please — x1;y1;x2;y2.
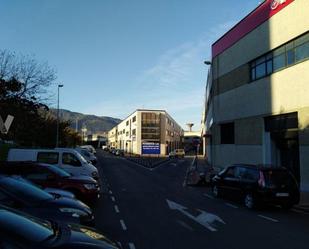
81;127;87;144
56;84;64;148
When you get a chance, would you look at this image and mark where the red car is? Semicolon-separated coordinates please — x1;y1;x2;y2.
0;162;100;203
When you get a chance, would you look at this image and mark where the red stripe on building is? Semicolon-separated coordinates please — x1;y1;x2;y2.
212;0;295;58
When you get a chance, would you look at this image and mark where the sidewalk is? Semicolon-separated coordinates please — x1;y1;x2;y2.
294;192;309;213
185;157;213;186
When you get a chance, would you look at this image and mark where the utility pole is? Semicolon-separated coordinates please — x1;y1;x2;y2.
56;84;64;148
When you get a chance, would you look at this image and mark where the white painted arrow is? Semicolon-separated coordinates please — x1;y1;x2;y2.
166;199;225;232
0;115;14;134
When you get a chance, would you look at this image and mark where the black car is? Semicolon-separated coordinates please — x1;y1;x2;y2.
0;205;121;249
0;176;94;226
211;164;300;209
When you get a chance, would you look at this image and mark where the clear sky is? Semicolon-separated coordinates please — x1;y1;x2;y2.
0;0;260;130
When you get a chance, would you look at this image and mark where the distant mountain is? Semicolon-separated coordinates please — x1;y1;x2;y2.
49;109;121;134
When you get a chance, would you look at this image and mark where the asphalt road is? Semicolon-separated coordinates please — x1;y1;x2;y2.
93;150;309;249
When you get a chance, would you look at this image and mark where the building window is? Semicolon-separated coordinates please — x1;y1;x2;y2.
250;53;272;81
126;121;129;126
220;122;235;144
141;112;161;140
123;129;125;133
132;129;136;136
126;131;129;136
132;116;136;122
250;32;309;81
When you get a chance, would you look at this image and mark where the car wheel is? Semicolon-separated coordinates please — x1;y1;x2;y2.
212;185;220;198
244;193;255;209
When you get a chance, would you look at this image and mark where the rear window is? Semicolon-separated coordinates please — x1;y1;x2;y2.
37;152;59;164
263;169;295;186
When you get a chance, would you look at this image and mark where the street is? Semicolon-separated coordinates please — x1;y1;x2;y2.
94;150;309;249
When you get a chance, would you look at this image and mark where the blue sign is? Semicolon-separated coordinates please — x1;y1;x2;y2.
142;142;160;154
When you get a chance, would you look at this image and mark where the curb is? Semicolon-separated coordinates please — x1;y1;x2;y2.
125;157;170;169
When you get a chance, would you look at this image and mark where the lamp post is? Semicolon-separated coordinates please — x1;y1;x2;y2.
81;127;87;145
56;84;64;148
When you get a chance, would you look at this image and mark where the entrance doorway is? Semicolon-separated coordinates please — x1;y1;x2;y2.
264;112;300;183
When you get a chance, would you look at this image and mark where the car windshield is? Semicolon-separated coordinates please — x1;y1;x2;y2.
0;208;54;243
75;151;88;163
47;165;71;178
82;150;91;157
0;177;53;203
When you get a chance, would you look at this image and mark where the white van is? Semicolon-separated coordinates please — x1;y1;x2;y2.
7;148;98;180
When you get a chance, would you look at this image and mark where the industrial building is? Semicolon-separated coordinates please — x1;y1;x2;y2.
108;109;183;156
202;0;309;202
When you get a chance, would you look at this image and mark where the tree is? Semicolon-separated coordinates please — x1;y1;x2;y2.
0;50;81;148
0;50;56;102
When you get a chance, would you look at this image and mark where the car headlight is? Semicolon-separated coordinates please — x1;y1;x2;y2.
59;208;88;218
92;171;98;177
84;183;97;190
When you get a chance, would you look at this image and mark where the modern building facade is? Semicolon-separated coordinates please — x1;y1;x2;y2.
202;0;309;201
108;109;183;156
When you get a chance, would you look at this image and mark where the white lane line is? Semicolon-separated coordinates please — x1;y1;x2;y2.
114;205;120;213
128;242;136;249
225;203;238;209
120;219;127;230
111;196;116;202
291;208;309;214
109;190;113;194
258;215;279;223
203;193;214;199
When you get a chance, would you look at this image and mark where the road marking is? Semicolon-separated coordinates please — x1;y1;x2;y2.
120;219;127;230
224;203;238;209
117;242;122;248
109;190;113;194
203;193;214;199
166;199;225;232
114;205;120;213
291;208;309;215
111;196;116;202
128;243;136;249
258;215;279;223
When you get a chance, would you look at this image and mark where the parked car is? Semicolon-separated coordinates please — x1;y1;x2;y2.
0;176;94;226
80;145;97;154
115;149;124;156
7;148;99;180
169;149;185;158
0;205;121;249
9;175;76;199
0;162;100;202
75;147;98;165
211;164;300;209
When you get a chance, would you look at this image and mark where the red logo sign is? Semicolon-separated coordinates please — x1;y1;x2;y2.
270;0;286;10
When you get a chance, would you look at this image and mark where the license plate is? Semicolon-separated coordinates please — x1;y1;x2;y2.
276;193;289;197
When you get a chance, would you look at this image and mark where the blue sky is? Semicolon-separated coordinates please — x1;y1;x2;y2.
0;0;260;129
